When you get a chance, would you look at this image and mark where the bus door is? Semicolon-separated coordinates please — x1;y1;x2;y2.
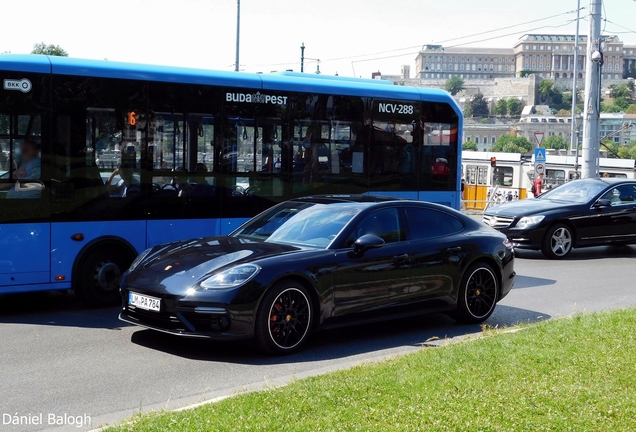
219;114;284;234
145;113;219;245
181;114;220;239
0;110;50;289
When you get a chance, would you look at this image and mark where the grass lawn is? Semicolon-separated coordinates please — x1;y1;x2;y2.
108;309;636;431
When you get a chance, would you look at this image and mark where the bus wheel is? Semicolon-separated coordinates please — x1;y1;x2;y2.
76;246;131;307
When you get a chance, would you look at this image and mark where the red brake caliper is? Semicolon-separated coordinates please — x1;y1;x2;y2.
270;303;282;334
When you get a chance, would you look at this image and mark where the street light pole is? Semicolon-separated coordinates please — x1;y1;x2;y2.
581;0;602;178
300;43;305;73
234;0;240;72
570;0;581;153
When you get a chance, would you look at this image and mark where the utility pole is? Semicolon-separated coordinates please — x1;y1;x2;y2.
300;43;305;73
581;0;602;178
234;0;240;72
570;0;581;152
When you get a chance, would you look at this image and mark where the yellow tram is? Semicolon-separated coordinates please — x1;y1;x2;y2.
461;150;636;210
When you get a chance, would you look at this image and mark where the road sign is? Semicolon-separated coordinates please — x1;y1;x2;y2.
535;163;545;176
534;147;546;163
534;132;544;146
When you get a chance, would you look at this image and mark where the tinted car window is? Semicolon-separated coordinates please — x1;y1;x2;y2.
405;207;464;240
345;208;404;246
600;184;636;206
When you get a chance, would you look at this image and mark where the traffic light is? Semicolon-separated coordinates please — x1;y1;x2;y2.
490;157;496;168
127;111;136;126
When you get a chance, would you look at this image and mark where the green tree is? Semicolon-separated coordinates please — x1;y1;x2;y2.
493;99;508;116
556;109;571;117
469;93;489;117
539;79;554;103
626;104;636;114
600;139;620;158
507;98;523;117
31;42;68;56
444;76;465;96
542;135;570;150
491;135;533;153
462;140;478;151
627;80;635;92
610;84;631;99
614;97;631;111
617;146;631;159
601;103;623;113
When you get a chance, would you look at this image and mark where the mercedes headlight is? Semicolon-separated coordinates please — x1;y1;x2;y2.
516;215;545;230
128;248;152;272
200;264;260;290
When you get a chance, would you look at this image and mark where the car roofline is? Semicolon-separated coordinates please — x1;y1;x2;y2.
290;194;408;204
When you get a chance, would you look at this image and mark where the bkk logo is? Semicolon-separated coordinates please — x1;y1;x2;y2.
3;78;32;93
226;92;287;105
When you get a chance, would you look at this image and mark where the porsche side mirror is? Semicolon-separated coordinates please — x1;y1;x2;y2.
353;234;385;255
594;198;612;208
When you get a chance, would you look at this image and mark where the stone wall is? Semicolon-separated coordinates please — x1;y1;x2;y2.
385;75;539;106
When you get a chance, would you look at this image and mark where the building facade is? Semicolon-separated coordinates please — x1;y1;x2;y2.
415;34;636;81
463;122;518;152
415;45;516;80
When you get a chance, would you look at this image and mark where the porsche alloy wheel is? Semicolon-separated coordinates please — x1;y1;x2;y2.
256;283;312;354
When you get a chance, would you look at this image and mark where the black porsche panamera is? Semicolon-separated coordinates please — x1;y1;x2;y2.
119;196;515;354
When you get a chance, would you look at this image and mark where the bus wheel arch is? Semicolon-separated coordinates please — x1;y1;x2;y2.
72;237;138;307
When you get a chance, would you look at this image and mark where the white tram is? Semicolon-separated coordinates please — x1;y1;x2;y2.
461;150;636;210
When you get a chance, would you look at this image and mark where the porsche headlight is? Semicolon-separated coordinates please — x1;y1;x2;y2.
128;248;152;272
200;264;260;290
516;215;545;230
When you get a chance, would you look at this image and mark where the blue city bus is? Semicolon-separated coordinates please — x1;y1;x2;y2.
0;54;462;306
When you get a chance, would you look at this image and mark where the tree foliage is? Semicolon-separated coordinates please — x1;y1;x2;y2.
493;99;507;116
444;76;465;96
506;98;523;117
542;135;570;150
462;140;478;151
610;84;631;99
600;140;636;159
555;109;571;117
491;135;533;153
469;93;489;117
538;79;564;106
31;43;68;56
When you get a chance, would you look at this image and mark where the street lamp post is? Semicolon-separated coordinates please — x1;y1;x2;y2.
235;0;240;72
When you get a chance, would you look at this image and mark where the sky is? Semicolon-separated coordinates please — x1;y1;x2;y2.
1;0;635;78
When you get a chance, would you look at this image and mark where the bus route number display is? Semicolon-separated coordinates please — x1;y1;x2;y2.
377;102;415;115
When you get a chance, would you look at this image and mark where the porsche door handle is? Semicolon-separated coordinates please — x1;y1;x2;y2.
393;254;409;262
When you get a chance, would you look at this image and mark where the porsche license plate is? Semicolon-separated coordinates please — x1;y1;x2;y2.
128;292;161;312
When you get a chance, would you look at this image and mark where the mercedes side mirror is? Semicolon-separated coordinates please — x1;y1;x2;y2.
594;198;612;208
353;234;385;255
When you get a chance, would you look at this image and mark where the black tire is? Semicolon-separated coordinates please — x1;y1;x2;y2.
254;281;313;355
453;263;499;324
75;246;132;307
541;223;573;259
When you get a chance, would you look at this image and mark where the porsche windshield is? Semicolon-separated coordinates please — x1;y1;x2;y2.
232;202;362;248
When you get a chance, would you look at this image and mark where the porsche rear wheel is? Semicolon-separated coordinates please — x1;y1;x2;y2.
255;282;312;355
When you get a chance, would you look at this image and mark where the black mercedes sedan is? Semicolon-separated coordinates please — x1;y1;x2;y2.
119;196;515;354
484;178;636;259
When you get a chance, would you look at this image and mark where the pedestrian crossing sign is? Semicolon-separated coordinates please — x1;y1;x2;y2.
534;148;546;163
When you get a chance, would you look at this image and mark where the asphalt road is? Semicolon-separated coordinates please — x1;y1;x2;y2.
1;245;635;432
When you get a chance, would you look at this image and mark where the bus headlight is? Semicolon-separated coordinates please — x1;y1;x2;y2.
516;215;545;230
